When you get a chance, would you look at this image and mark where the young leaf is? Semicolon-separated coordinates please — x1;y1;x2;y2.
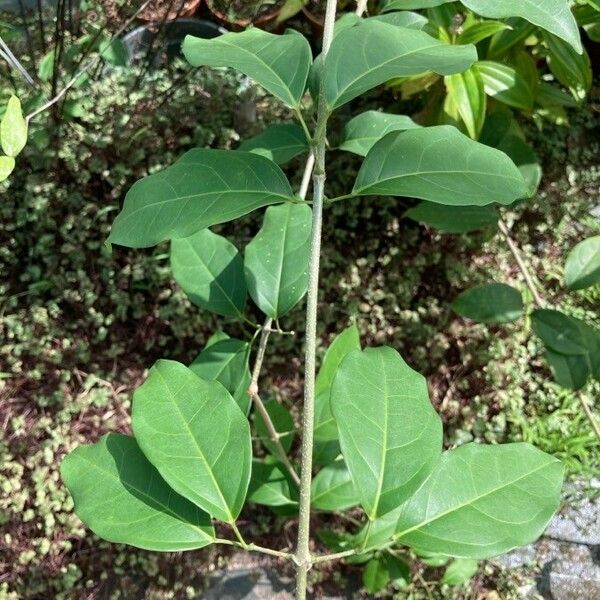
445;65;487;139
314;324;361;443
108;149;295;248
477;61;534;111
331;346;442;519
239;123;309;165
442;559;479;585
182;29;312;108
531;309;589;355
61;433;215;551
363;557;391;594
392;443;564;558
353;126;529;206
311;461;359;511
189;338;252;414
248;460;298;507
323;21;477;109
339;111;421;157
132;360;252;523
451;283;524;324
457;21;511;46
244;203;312;319
171;228;246;318
0;155;15;182
255;399;295;456
461;0;583;54
1;95;27;157
564;236;600;291
404;203;499;233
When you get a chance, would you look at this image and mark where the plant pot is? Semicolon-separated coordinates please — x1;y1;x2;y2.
137;0;203;22
205;0;283;28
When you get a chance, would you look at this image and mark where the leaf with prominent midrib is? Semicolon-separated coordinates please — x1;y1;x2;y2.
353;126;529;206
108;149;295;248
452;283;524;324
323;21;477;109
244;203;312;319
311;460;359;511
331;346;442;519
477;61;534;111
339;111;421;157
182;29;312;108
445;65;486;139
61;433;215;551
390;443;564;558
565;236;600;291
171;228;246;318
132;360;252;523
239;123;308;165
404;203;499;233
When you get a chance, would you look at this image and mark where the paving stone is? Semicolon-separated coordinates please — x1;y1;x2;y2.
201;566;293;599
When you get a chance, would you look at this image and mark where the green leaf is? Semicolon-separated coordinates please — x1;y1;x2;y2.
334;11;428;36
171;228;246;318
1;95;27;157
445;65;487;139
381;0;451;9
331;346;442;519
477;61;534;111
495;134;542;196
545;350;589;391
531;309;589;355
132;360;252;523
462;0;582;54
239;123;308;165
182;29;311;108
311;461;359;511
108;149;295;248
565;236;600;291
353;126;529;206
452;283;524;324
314;324;361;443
61;433;215;551
339;111;421;157
457;21;511;46
442;559;479;585
248;460;298;507
0;155;15;182
543;32;592;101
487;18;536;60
244;203;312;319
255;399;295;457
536;82;579;108
189;338;251;413
404;202;499;233
323;21;477;109
391;443;564;558
313;440;342;467
363;557;391;594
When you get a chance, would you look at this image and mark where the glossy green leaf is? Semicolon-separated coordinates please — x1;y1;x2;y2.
323;21;477;109
239;123;308;165
244;203;312;319
182;29;312;107
314;324;361;443
462;0;582;54
477;61;534;111
445;65;486;139
171;228;246;318
537;82;579;108
391;443;564;558
363;557;391;594
565;236;600;291
545;350;589;391
442;559;479;585
0;155;15;182
334;11;428;36
339;111;421;157
61;433;215;551
313;440;342;467
311;461;359;511
331;346;442;519
381;0;451;9
487;18;536;59
457;21;511;45
108;149;295;248
405;202;499;233
255;399;295;457
531;309;589;355
189;338;251;413
132;360;252;523
248;460;297;507
452;283;524;324
1;95;27;157
353;126;529;206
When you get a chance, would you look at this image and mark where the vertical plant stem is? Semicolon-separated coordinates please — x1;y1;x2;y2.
294;2;338;598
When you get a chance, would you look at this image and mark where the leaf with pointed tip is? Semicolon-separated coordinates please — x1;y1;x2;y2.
244;203;312;319
182;29;312;107
132;360;252;523
108;149;295;248
171;228;246;318
457;21;511;46
189;338;251;413
311;460;359;511
565;236;600;291
452;283;524;324
61;433;215;551
445;65;486;139
389;443;563;558
239;123;308;165
531;309;589;355
0;155;15;182
545;350;589;391
353;126;529;206
404;203;499;233
323;22;477;109
339;111;421;157
254;399;295;457
248;460;298;507
331;346;442;519
477;61;534;111
1;95;27;157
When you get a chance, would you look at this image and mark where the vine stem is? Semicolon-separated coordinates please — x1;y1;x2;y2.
294;1;338;598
